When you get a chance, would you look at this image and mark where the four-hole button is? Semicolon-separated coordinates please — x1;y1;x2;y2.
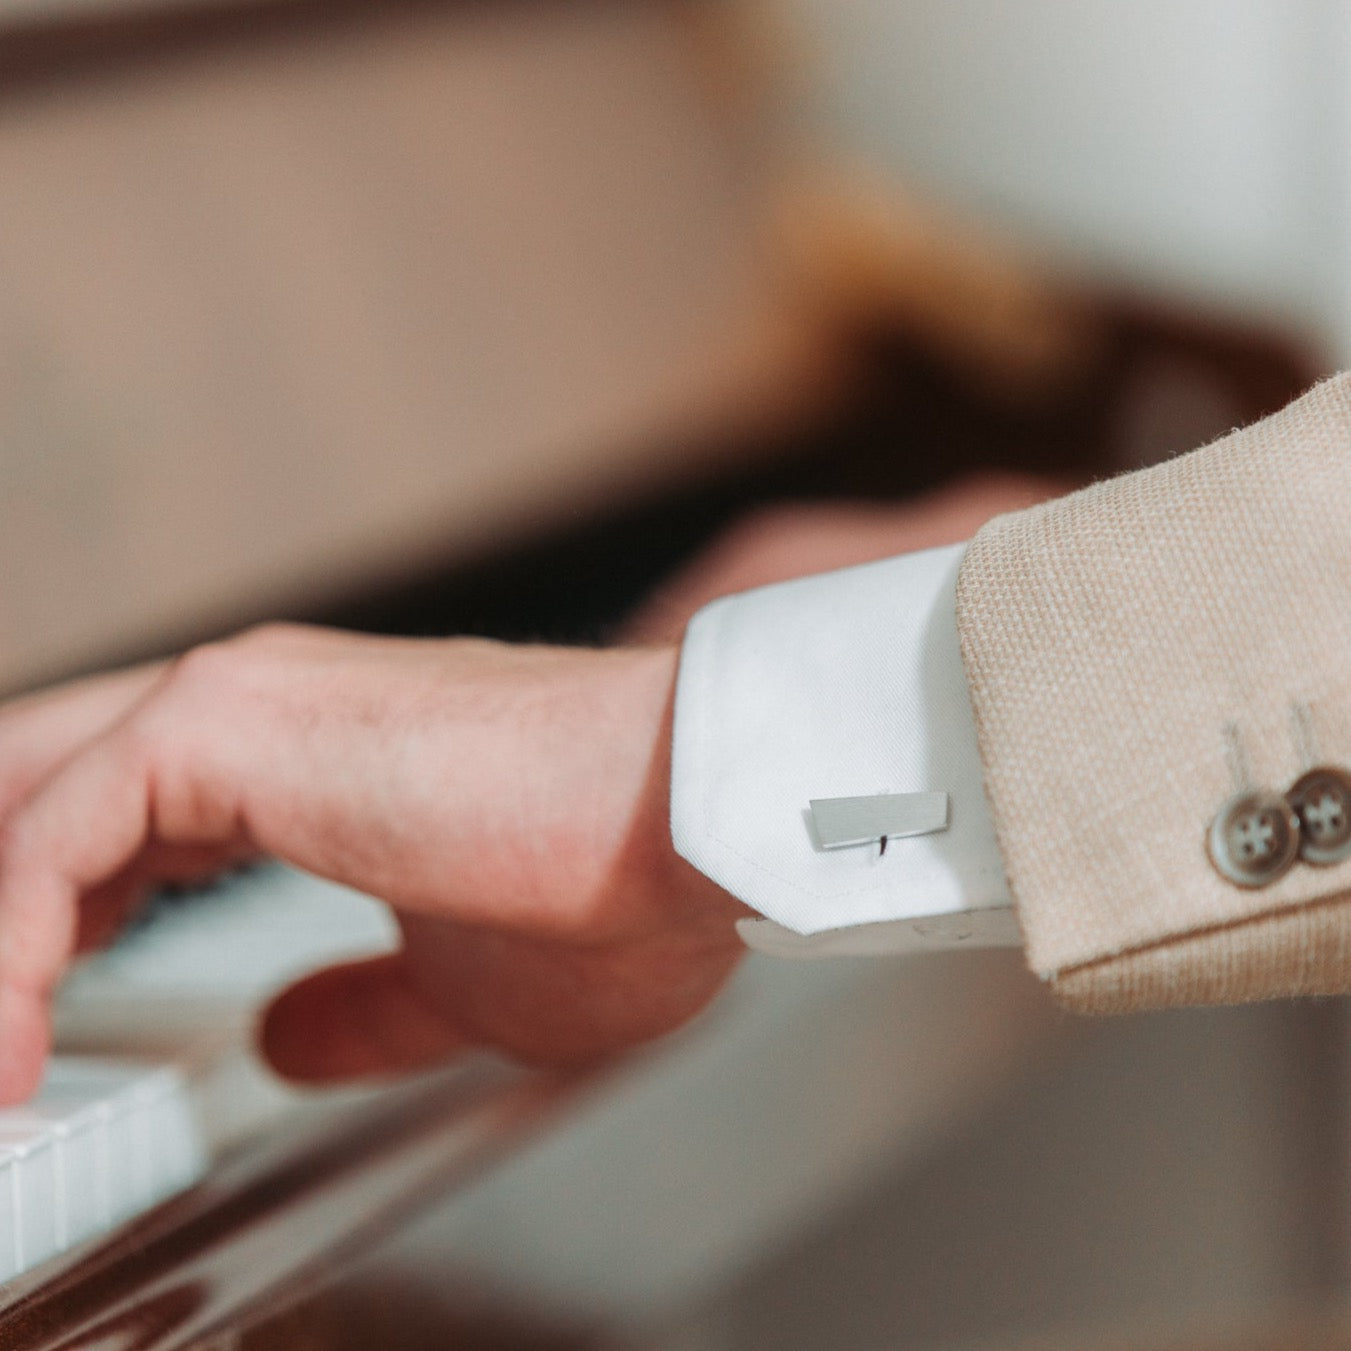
1207;790;1301;888
1287;767;1351;866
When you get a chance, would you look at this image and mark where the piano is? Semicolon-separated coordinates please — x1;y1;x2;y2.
0;865;393;1287
0;851;1055;1348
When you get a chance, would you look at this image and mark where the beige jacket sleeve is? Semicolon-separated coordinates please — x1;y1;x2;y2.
956;371;1351;1014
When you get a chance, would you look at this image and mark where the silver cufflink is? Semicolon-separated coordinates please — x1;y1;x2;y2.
810;792;950;851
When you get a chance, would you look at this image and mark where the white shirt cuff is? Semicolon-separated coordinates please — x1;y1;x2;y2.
669;543;1014;955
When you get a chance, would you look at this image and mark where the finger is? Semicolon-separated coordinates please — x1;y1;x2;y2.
74;841;259;953
0;664;166;817
0;724;155;968
0;724;167;1100
0;983;50;1104
259;953;472;1083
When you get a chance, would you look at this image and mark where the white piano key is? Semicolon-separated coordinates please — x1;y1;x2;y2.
0;1152;19;1283
34;1061;125;1242
12;1097;93;1251
0;1130;60;1271
57;1110;105;1248
24;867;393;1281
125;1068;204;1208
0;1058;206;1285
149;1082;207;1193
38;1062;130;1231
61;865;397;1002
106;1088;150;1225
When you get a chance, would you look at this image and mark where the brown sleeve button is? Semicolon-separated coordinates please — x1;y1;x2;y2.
1287;767;1351;865
1207;790;1301;887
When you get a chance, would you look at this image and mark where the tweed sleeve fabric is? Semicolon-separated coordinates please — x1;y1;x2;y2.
955;372;1351;1012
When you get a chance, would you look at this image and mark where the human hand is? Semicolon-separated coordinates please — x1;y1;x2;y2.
0;628;746;1102
625;471;1065;644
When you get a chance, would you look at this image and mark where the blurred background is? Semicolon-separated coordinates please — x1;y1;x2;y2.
3;0;1350;1347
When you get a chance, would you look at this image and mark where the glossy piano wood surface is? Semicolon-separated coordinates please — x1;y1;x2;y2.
0;1060;579;1350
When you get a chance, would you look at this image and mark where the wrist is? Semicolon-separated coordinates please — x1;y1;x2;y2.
612;644;751;936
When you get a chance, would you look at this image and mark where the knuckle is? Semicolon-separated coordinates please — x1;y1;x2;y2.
132;643;243;760
163;621;304;694
163;638;241;695
183;623;318;692
161;626;287;706
232;620;307;650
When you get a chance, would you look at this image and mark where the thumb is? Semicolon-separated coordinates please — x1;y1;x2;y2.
259;953;472;1084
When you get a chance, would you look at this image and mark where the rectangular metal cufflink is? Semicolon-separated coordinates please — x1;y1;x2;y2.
809;792;950;850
